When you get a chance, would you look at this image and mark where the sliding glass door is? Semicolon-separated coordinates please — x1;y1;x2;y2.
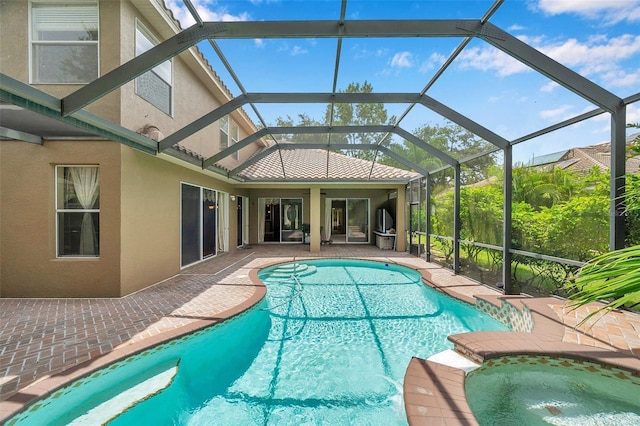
259;198;303;243
181;184;201;266
347;198;369;243
326;198;370;243
181;183;227;267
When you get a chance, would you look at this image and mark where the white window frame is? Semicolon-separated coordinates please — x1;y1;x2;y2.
220;115;229;150
135;19;173;115
230;121;239;160
55;165;100;258
29;0;100;84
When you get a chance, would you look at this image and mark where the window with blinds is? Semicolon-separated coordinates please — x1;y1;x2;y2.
135;21;173;115
31;1;99;84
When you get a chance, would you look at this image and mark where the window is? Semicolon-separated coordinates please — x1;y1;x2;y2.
31;1;99;84
135;22;172;115
56;166;100;257
231;122;239;160
220;115;229;150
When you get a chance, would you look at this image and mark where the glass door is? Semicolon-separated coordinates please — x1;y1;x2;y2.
346;198;369;243
181;184;220;267
181;184;200;267
202;189;217;258
281;198;303;243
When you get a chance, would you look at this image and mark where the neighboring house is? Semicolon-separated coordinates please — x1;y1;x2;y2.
527;133;640;175
0;0;417;298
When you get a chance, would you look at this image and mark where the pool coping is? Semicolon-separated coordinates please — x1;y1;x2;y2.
404;273;640;426
1;255;639;425
0;267;269;424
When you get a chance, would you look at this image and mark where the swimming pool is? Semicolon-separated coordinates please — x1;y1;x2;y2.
8;259;508;425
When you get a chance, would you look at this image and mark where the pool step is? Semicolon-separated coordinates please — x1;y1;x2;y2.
68;363;179;425
269;263;317;278
427;349;480;374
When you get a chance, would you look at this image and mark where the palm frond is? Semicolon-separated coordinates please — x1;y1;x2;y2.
565;245;640;326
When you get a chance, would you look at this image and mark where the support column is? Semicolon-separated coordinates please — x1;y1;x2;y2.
502;145;513;294
611;106;627;251
425;175;431;262
310;186;321;253
453;164;461;273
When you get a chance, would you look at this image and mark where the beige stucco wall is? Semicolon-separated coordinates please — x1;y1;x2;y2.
0;1;28;81
119;147;238;295
0;140;122;298
0;1;122;123
118;1;261;168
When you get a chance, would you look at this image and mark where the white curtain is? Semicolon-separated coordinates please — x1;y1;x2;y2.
217;192;227;252
69;167;99;255
243;197;250;245
258;198;265;243
324;198;332;241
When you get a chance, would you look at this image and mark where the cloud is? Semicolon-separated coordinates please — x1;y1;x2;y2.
290;45;308;56
535;0;640;25
457;33;640;87
539;104;573;120
165;0;249;27
419;53;446;73
254;39;265;48
390;51;413;68
457;45;528;77
351;44;389;60
540;81;559;92
275;42;308;56
535;35;640;75
601;69;640;88
507;24;526;31
628;104;640;124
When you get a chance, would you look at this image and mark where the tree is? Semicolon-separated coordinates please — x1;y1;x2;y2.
324;81;396;161
385;123;497;187
511;166;581;209
274;113;323;144
272;81;395;161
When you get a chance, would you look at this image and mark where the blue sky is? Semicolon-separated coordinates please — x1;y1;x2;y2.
165;0;640;165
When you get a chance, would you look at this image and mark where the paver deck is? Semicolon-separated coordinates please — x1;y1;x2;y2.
1;245;639;424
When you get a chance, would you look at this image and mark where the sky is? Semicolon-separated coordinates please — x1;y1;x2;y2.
163;0;640;166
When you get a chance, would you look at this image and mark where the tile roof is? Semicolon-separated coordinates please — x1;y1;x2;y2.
237;147;421;182
528;139;640;175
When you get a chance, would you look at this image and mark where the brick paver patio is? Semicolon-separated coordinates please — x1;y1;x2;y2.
1;244;639;423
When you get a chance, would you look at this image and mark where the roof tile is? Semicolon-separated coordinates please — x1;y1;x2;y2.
238;148;421;182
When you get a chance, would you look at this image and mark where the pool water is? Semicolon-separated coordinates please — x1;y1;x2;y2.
10;259;508;426
466;361;640;426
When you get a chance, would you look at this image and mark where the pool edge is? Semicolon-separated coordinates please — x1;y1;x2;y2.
0;278;267;424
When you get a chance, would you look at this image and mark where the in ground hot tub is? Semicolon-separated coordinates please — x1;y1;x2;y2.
465;355;640;425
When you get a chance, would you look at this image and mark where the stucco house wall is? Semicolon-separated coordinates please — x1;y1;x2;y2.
0;140;123;297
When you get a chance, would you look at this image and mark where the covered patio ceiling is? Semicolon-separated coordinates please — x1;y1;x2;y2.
1;0;638;184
